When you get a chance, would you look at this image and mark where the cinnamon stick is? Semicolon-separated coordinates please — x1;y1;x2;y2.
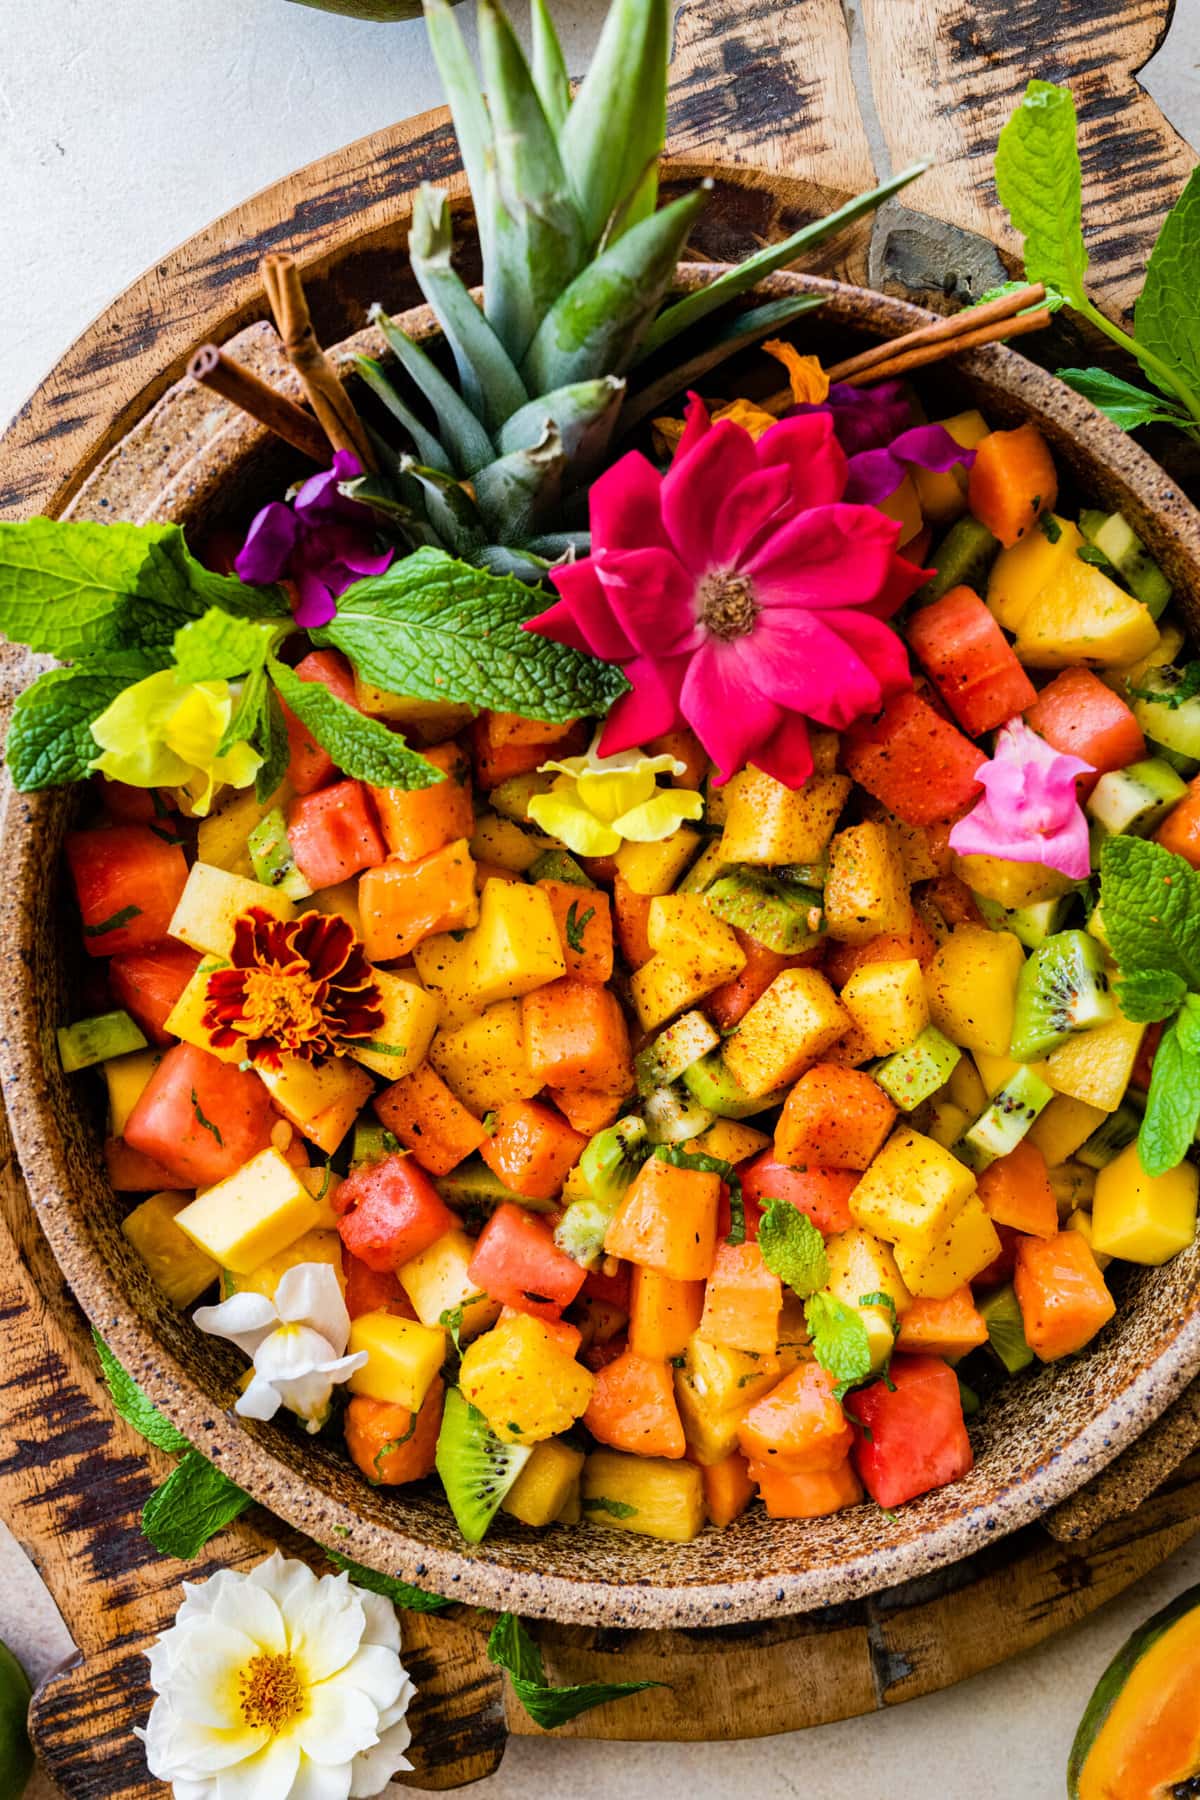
825;282;1047;384
261;254;377;471
187;345;331;464
841;307;1053;387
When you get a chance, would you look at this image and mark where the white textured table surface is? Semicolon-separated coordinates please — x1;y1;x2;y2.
2;3;1200;1795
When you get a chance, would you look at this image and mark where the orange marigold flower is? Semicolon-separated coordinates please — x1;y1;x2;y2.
203;908;383;1069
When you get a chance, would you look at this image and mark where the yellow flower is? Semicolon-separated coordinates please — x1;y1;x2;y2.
527;739;704;858
763;339;830;405
90;669;262;817
653;395;781;455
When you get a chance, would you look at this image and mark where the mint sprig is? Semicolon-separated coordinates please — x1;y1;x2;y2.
803;1291;873;1400
487;1611;658;1729
757;1199;828;1299
5;656;165;791
326;1551;452;1611
269;657;442;791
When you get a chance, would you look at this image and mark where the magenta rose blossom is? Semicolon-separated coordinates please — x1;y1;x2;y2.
948;718;1093;880
526;397;928;787
235;450;393;628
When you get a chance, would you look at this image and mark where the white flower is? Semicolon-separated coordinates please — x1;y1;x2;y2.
137;1551;416;1799
195;1264;366;1434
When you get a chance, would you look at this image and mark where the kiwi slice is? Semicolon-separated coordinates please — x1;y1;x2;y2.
974;892;1074;950
955;1065;1054;1171
56;1009;148;1072
979;1284;1034;1374
435;1386;532;1543
527;848;594;887
642;1082;715;1145
1009;930;1115;1062
917;515;999;604
873;1025;962;1111
1086;757;1187;838
1076;1098;1143;1170
1082;510;1172;618
1130;667;1200;769
705;870;825;953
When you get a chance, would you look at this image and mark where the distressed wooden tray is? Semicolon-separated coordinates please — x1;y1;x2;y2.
1;0;1198;1791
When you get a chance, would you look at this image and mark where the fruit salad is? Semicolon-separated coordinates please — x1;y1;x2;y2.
56;393;1200;1548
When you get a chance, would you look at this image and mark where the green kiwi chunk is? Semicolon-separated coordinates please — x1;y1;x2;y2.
974;892;1074;950
57;1010;148;1073
705;870;824;953
954;1065;1054;1171
872;1026;962;1111
1076;1098;1143;1170
435;1387;531;1544
1009;931;1115;1063
1086;758;1187;838
979;1283;1034;1375
917;515;999;604
1081;510;1172;618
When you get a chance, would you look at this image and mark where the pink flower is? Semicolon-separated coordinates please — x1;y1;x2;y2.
526;397;926;786
948;719;1093;880
235;451;393;629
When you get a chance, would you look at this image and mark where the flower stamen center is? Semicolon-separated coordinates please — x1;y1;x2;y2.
238;1651;304;1735
239;965;326;1048
697;569;759;640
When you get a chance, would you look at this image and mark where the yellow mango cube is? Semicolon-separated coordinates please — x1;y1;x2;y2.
1027;1094;1109;1166
258;1054;375;1154
925;925;1025;1056
123;1191;219;1307
987;515;1086;631
614;827;704;896
722;969;848;1099
839;958;929;1056
399;1228;502;1342
175;1147;320;1274
168;862;295;958
429;999;542;1114
470;811;545;874
465;879;566;1004
459;1312;594;1444
824;1227;913;1316
894;1195;1001;1299
347;1311;447;1411
947;1053;988;1117
690;1118;772;1164
226;1228;344;1301
103;1048;162;1136
163;957;244;1064
972;1049;1022;1097
926;1099;970;1148
502;1438;587;1526
719;766;851;865
1092;1142;1199;1265
824;821;913;945
850;1125;977;1250
354;681;473;740
646;893;741;966
1041;1010;1145;1112
197;784;294;878
344;968;440;1080
308;879;364;941
581;1449;705;1542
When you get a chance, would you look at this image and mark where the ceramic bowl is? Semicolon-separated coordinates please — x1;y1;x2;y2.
4;269;1200;1626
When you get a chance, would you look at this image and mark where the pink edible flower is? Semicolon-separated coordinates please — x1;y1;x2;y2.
526;396;927;787
948;718;1093;880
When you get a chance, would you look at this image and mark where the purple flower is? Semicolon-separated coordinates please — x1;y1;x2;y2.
235;450;393;628
787;381;977;510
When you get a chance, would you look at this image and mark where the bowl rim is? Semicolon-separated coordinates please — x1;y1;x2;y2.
5;268;1200;1627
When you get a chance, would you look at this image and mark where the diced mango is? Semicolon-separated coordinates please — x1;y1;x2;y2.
429;1000;542;1114
175;1147;321;1274
226;1227;344;1300
103;1049;163;1137
926;1100;970;1148
926;925;1025;1056
459;1311;594;1444
722;969;848;1099
973;1049;1022;1098
912;410;990;523
614;828;703;896
1066;1207;1112;1271
1027;1094;1109;1167
463;879;566;1004
197;784;294;878
470;811;546;874
581;1448;705;1542
824;821;913;944
690;1118;772;1163
894;1195;1001;1299
955;853;1075;908
673;1369;745;1464
355;682;474;740
502;1437;587;1526
719;766;851;865
123;1190;218;1307
1040;1010;1145;1112
398;1228;502;1342
308;878;364;940
168;862;295;958
1092;1142;1199;1265
344;968;441;1080
824;1227;913;1316
257;1054;375;1154
347;1311;448;1411
839;958;929;1056
850;1126;977;1250
630;895;746;1031
1013;556;1159;669
412;931;480;1030
163;958;244;1064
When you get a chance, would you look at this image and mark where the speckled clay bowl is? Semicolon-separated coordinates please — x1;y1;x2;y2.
4;269;1200;1627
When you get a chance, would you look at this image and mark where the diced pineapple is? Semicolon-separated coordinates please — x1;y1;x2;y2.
1092;1142;1199;1265
581;1449;705;1542
354;681;473;740
858;1303;901;1372
925;926;1025;1056
684;1334;780;1412
502;1438;587;1526
123;1191;218;1307
719;766;851;865
347;1311;447;1411
1040;1010;1145;1112
1013;556;1159;669
912;410;990;523
824;1227;913;1315
169;862;296;958
614;827;704;895
226;1228;344;1300
1048;1161;1096;1216
954;853;1076;908
690;1118;772;1163
987;515;1086;631
459;1312;594;1443
258;1054;375;1154
398;1228;502;1342
465;880;566;1004
307;878;364;940
850;1126;977;1250
893;1195;1001;1299
412;931;480;1030
824;821;913;944
429;1000;542;1114
1066;1208;1112;1271
163;957;243;1063
1027;1094;1109;1166
839;958;929;1056
947;1054;989;1117
197;784;294;878
343;968;440;1081
722;969;848;1099
469;812;545;874
103;1048;162;1136
175;1147;321;1274
673;1368;745;1464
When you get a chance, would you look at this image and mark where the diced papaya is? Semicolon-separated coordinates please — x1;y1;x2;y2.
612;872;654;967
522;977;634;1094
344;1377;445;1485
775;1064;896;1171
604;1155;721;1281
1157;776;1200;868
738;1362;854;1472
359;838;479;962
749;1455;862;1519
547;1086;627;1135
966;421;1058;547
705;931;811;1033
977;1139;1058;1239
695;1448;757;1528
479;1099;586;1200
538;880;614;983
584;1346;686;1458
1013;1229;1116;1360
698;1242;782;1355
894;1286;988;1360
370;740;474;863
628;1267;706;1360
374;1062;488;1176
471;713;587;790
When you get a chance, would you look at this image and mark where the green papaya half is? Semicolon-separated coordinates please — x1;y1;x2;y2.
1068;1582;1200;1799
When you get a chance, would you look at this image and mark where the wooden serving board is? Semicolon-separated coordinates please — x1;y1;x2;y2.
1;0;1198;1792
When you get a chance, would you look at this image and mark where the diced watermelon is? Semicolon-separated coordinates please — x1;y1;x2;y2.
1024;667;1146;791
467;1202;587;1321
906;586;1037;736
341;1245;418;1319
287;780;387;888
104;1136;183;1192
850;1354;973;1506
281;650;362;795
335;1153;456;1273
108;940;202;1045
94;778;180;826
123;1042;277;1188
843;692;986;827
741;1154;857;1236
65;825;190;957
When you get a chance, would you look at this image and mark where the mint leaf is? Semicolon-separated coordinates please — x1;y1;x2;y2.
268;658;441;790
973;279;1067;313
257;682;291;804
1115;966;1187;1024
326;1551;452;1610
93;1330;190;1454
565;901;595;953
316;547;628;724
994;80;1088;309
581;1495;638;1518
6;657;162;790
141;1450;251;1559
0;519;282;658
1139;1011;1200;1177
804;1291;873;1399
487;1612;658;1730
1137;168;1200;400
1176;992;1200;1057
1056;367;1190;432
757;1199;828;1299
174;609;286;682
439;1295;486;1355
1099;836;1200;992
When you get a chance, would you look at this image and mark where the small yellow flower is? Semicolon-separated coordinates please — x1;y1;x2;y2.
528;739;704;858
763;339;830;405
653;395;781;456
90;669;262;816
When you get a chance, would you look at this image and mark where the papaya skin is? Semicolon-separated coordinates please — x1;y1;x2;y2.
1069;1582;1200;1799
